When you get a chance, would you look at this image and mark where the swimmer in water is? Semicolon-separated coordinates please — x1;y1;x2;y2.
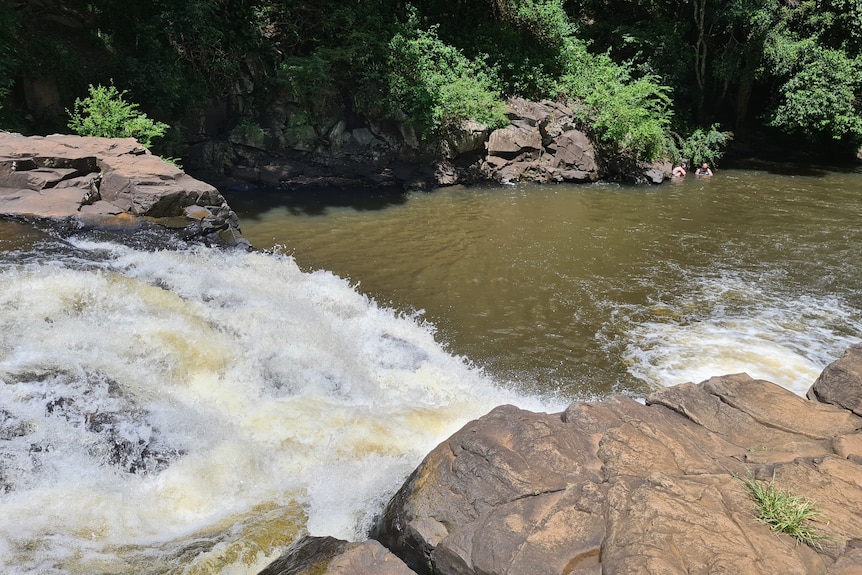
695;162;713;176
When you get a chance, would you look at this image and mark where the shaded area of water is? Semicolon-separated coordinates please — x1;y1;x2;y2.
226;166;862;399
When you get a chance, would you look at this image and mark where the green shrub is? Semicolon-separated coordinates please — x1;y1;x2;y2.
386;24;509;137
677;123;733;166
67;83;169;148
767;47;862;142
558;41;674;162
278;54;339;115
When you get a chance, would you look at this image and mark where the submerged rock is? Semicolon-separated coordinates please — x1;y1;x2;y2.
0;133;249;248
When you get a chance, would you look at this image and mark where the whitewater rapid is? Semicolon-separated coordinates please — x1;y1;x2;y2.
0;237;562;574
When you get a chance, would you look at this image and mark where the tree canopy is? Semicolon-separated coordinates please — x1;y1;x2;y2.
0;0;859;162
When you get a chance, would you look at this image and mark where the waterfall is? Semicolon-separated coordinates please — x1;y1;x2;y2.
0;236;562;574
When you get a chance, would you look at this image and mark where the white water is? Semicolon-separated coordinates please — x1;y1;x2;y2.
0;238;563;574
231;172;862;399
622;271;861;395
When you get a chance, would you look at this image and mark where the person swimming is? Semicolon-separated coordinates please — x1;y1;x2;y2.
696;162;713;176
672;162;687;177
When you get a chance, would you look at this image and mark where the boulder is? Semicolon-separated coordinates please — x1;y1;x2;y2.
441;120;491;160
0;133;248;248
552;130;599;176
643;159;672;184
487;124;543;157
372;358;862;575
482;98;600;185
808;344;862;416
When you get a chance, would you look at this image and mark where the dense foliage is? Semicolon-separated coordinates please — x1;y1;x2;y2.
572;0;862;154
1;0;860;162
67;83;168;148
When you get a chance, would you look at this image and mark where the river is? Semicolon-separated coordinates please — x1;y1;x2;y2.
0;163;860;573
227;164;862;399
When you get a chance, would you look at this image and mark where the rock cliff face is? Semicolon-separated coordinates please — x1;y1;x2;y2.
260;346;862;575
0;132;248;248
189;98;669;193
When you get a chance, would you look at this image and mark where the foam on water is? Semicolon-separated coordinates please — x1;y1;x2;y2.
622;271;862;395
0;238;563;574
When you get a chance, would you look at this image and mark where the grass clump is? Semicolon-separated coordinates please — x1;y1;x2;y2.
742;474;826;547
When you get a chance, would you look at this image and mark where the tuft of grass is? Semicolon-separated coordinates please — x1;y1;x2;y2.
741;474;827;547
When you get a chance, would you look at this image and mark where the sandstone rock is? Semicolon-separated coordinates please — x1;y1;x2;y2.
487;124;543;157
643;160;672;184
258;536;414;575
0;133;248;248
552;130;599;175
441;120;490;159
808;344;862;416
373;368;862;575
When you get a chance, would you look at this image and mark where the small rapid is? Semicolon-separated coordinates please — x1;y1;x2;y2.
228;167;862;399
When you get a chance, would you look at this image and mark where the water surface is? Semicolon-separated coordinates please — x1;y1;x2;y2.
227;165;862;398
1;163;860;573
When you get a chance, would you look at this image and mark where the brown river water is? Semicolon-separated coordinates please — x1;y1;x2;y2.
226;163;862;400
0;161;859;573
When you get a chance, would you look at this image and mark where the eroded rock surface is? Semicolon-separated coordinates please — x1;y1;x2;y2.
0;132;248;248
365;347;862;575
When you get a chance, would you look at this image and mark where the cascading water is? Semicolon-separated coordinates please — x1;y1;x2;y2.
0;234;562;574
4;164;862;573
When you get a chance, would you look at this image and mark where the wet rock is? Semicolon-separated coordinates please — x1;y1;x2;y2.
0;133;248;248
258;536;414;575
372;357;862;575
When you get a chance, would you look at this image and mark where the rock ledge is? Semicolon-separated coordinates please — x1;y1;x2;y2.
0;132;248;248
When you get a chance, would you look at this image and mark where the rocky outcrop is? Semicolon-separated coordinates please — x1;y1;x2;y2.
260;347;862;575
433;99;669;186
0;132;248;248
480;98;602;185
369;348;862;575
184;113;437;193
188;97;670;193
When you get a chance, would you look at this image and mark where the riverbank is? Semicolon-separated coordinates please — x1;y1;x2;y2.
185;97;671;194
260;346;862;575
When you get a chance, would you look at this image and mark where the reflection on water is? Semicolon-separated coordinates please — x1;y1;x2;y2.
225;167;862;398
224;186;408;218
